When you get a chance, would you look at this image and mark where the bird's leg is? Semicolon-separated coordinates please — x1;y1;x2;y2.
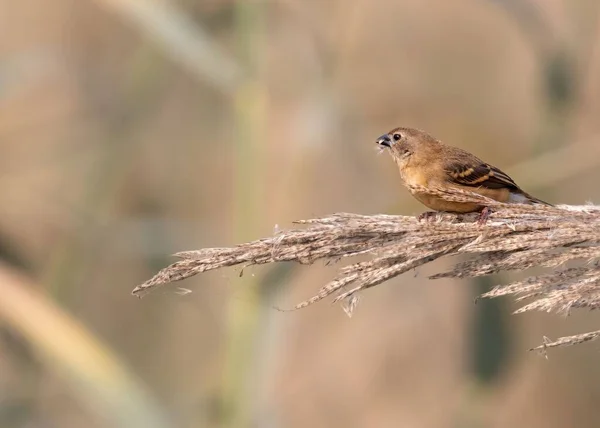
477;206;493;225
418;211;440;222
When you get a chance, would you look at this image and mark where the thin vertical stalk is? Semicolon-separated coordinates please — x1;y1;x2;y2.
220;1;268;427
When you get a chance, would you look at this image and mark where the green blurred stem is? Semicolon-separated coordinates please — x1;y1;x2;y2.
221;1;268;427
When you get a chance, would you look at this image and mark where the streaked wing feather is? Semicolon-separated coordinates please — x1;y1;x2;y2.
446;161;519;190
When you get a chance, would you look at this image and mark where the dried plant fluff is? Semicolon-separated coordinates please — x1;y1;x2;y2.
133;186;600;352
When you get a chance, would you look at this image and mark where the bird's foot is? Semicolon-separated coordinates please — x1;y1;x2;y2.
418;211;440;222
477;207;493;225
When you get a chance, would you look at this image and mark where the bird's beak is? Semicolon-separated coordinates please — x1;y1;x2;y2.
376;134;392;148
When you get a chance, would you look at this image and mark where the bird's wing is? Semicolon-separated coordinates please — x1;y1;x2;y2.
444;157;519;190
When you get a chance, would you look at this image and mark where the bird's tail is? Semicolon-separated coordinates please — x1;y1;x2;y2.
521;191;552;206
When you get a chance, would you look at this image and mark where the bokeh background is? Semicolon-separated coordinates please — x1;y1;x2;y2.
2;0;600;427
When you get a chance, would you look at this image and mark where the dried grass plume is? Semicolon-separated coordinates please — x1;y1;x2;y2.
132;186;600;352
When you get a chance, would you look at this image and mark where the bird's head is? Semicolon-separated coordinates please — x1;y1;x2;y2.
376;127;432;165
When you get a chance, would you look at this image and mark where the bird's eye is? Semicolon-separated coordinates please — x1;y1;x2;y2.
393;133;402;141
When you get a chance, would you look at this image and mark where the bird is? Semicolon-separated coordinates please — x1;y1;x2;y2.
375;127;550;217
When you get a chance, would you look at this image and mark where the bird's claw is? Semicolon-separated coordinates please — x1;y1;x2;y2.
477;207;492;225
418;211;439;222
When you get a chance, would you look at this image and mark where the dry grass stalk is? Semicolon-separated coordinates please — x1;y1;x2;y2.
132;186;600;351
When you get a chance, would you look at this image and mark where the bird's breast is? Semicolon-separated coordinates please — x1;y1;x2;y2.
398;164;429;187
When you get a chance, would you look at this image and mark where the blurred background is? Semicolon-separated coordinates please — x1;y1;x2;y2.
2;0;600;427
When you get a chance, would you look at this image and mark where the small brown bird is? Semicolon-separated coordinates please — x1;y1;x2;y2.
376;127;550;214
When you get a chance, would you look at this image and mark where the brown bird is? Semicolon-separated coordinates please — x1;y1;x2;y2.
375;127;550;215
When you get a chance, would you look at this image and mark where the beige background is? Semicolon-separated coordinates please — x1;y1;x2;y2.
1;0;600;427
